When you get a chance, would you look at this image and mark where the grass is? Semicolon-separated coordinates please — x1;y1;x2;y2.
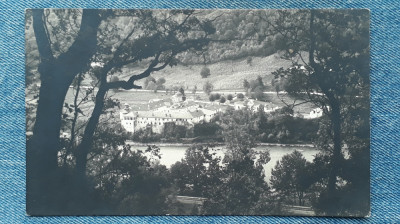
119;53;292;91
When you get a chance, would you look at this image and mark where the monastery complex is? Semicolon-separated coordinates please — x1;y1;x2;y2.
120;91;323;134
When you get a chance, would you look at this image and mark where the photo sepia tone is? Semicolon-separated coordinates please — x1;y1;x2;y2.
25;9;370;216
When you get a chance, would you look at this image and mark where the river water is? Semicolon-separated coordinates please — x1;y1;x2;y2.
128;143;319;183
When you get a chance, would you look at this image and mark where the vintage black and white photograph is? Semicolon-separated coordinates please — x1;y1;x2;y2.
25;9;370;216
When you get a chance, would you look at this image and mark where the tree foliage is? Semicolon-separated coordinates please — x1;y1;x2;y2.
200;66;211;78
269;9;370;216
208;93;220;101
204;109;273;215
243;76;268;101
90;145;171;215
193;122;220;137
271;150;311;206
170;145;222;198
203;81;214;95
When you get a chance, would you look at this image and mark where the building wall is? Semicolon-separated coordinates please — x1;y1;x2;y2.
309;108;323;119
120;111;205;134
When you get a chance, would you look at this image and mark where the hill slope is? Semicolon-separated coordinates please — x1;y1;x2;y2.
120;52;292;91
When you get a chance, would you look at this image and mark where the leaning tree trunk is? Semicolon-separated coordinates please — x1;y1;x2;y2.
74;62;115;179
75;87;107;178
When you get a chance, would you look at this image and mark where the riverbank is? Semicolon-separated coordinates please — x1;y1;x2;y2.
125;141;223;148
125;141;315;148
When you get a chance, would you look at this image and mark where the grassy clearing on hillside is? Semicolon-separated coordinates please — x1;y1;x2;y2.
119;54;292;91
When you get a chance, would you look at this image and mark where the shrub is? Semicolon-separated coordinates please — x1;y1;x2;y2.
193;122;220;137
209;95;215;101
209;93;221;101
200;67;211;78
203;81;213;95
246;56;253;66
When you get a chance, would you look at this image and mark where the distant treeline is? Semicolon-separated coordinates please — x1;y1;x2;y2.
130;106;319;144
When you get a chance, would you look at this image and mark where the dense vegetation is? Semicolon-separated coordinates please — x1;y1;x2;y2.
176;10;286;65
129;106;319;145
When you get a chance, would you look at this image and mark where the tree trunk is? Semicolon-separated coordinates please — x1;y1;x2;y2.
327;98;342;194
308;9;342;195
75;87;107;178
26;67;73;214
298;191;303;206
64;74;82;166
74;61;115;178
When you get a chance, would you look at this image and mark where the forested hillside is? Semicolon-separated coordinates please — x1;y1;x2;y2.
25;10;291;90
177;10;287;64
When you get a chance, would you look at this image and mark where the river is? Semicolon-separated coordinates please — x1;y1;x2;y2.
127;143;319;183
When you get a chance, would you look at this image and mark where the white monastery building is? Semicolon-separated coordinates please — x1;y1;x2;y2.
120;92;222;134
